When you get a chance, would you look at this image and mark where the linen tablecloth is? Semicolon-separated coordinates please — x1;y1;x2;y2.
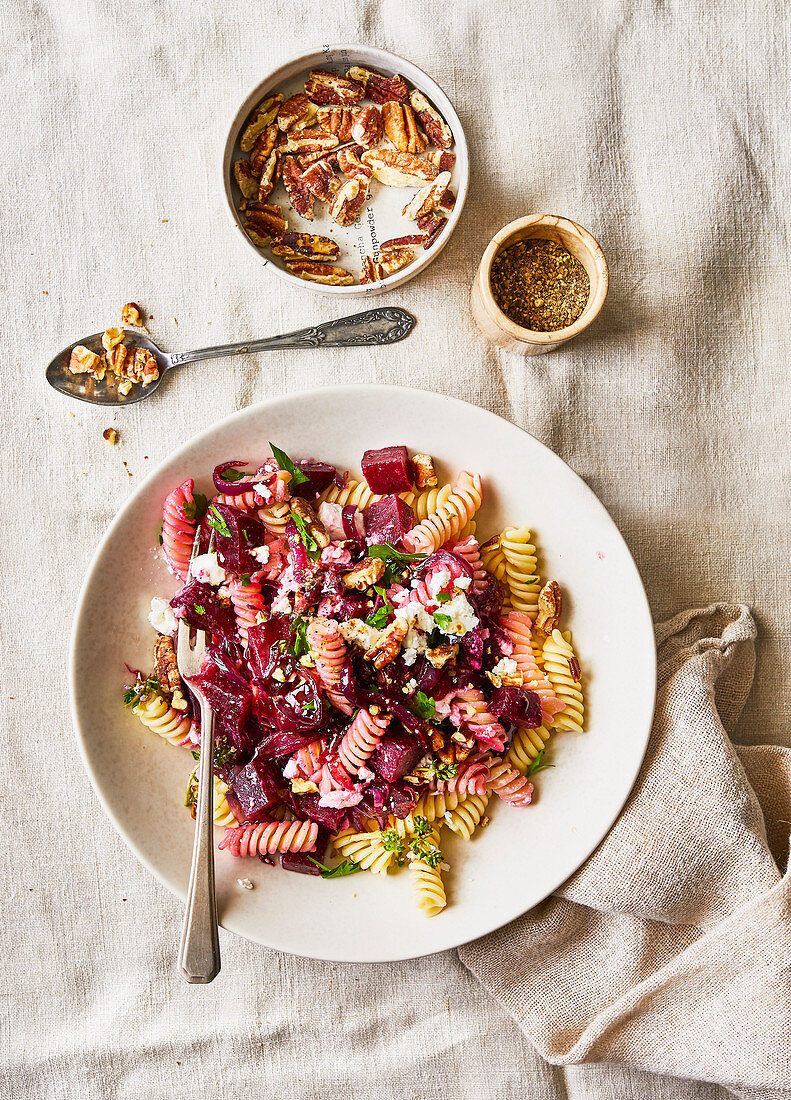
2;1;789;1097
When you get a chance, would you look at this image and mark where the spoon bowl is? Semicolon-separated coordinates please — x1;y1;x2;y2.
45;307;417;407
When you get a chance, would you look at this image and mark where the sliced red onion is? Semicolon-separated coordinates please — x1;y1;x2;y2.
213;459;257;496
341;505;363;541
413;548;474;581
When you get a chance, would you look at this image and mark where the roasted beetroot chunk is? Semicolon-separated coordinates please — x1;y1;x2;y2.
207;502;269;575
292;793;348;832
363;495;414;547
370;731;423;782
361;446;413;493
170;580;237;638
229;752;283;822
281;826;329;874
488;685;543;728
292;461;336;500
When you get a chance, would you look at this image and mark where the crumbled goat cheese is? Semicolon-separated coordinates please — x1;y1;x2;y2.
428;568;451;596
492;657;518;679
338;618;383;651
271;593;292;615
237;878;254;890
319;789;363;809
250;544;270;564
283;757;299;779
252;481;273;503
358;765;375;782
189;552;226;586
148;597;178;635
455;575;471;590
321;543;353;567
434;592;479;637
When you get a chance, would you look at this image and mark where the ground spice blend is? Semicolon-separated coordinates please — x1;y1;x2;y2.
490;238;590;332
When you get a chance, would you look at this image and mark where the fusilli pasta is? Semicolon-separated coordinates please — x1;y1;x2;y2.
403;471;483;554
500;526;541;616
443;792;490;840
219;819;318;856
542;629;584;732
133;692;195;747
333;829;397;873
161;478;195;580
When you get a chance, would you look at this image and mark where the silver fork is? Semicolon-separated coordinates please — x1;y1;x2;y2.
176;529;221;983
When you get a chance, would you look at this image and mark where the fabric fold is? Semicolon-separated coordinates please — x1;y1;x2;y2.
459;604;791;1096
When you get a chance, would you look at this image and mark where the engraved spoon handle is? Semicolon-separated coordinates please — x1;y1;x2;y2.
177;696;220;984
168;307;416;367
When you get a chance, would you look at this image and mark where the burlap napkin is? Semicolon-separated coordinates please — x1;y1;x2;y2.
459;605;791;1098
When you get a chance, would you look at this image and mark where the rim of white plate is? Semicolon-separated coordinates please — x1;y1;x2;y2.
70;385;656;961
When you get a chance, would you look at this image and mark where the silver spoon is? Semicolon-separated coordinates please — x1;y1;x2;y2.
45;306;417;407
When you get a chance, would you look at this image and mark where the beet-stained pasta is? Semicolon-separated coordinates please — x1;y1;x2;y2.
124;443;586;916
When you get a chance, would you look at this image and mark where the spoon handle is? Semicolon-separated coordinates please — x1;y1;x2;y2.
168;307;416;367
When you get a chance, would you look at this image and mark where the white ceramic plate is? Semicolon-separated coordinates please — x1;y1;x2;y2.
71;386;655;962
222;45;469;296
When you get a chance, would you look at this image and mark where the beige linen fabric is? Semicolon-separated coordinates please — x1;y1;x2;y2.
461;605;791;1097
1;1;790;1098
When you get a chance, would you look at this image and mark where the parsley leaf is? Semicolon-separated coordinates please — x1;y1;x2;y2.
368;543;426;564
436;589;452;604
207;506;231;538
527;749;555;777
289;614;310;659
220;468;246;483
432;612;452;630
269;443;310;487
366;601;391;629
182;492;209;524
291;510;320;558
308;857;362;879
240;573;251;587
193;604;206;616
411;690;436;720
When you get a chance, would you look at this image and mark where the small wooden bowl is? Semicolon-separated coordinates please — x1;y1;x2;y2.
470;214;609;353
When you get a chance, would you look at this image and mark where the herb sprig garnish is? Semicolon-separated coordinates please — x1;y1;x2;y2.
381;829;407;865
191;744;237;768
365;584;392;629
308;857;362;879
409;816;443;868
289;614;310;659
122;674;158;708
418;756;457;782
182;492;209;524
410;690;436;721
368;544;426;564
207;506;231;538
291;510;319;558
269;443;310;487
526;749;554;778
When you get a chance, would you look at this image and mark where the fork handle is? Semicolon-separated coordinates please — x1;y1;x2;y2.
178;699;221;983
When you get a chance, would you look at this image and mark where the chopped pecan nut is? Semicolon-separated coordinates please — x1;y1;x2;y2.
401;171;452;220
416;211;446;247
121;302;146;328
240;95;283;152
282;128;340;157
360;149;439;187
427;149;456;172
347;67;409;104
486;666;524;689
290;498;329;548
425;643;457;669
409;90;453;149
244;202;287;246
438;186;455;212
359;256;383;284
336;146;371;181
412;453;437;489
286;260;354;286
365;618;408;670
277;93;316;132
131;347;159;386
382;102;427;154
102;327;124;353
271;233;340;261
257;149;281;201
69;344;103;377
233;159;259;199
103;427;118;444
342;556;386;591
350;104;383;148
379;234;423;250
105;344;129;377
153;634;181;695
536;581;562;634
281;156;314;220
301;160;341;204
378;247;414;276
305;69;364;106
328;176;368;227
315;105;357;142
249;125;278;175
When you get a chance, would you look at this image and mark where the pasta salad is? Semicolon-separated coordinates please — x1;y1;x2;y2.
124;444;584;916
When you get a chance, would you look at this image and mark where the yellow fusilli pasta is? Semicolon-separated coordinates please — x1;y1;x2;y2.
400;483;453;521
409;828;447;917
133;692;193;747
443;793;489;840
390;790;463;836
333;829;396;873
542;629;584;732
500;526;541;616
505;724;552;772
322;478;381;510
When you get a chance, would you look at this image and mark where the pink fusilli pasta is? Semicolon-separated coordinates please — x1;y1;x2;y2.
433;754;490;796
337;708;390;778
229;576;265;644
162;479;195;580
500;610;565;724
403;471;483;554
487;759;534;806
449;535;488;594
218;819;318;856
451;688;508;751
307;617;354;714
